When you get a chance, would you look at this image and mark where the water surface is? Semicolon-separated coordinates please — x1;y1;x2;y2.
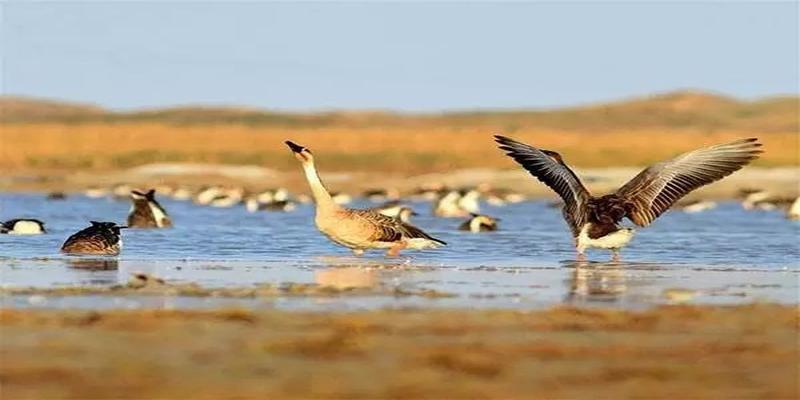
1;193;797;310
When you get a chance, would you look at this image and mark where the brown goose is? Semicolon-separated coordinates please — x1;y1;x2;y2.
128;189;172;228
286;140;445;256
495;135;762;260
61;221;127;256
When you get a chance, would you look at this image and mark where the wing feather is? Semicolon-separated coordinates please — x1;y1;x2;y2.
616;138;762;226
350;209;446;245
495;135;590;236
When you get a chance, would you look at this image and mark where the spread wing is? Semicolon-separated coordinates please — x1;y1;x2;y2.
616;138;762;226
495;135;591;236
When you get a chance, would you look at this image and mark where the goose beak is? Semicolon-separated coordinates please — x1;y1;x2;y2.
285;141;306;153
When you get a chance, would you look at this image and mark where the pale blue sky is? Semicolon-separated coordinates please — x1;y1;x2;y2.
1;2;797;111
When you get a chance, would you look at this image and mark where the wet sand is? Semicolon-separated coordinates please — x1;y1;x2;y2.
1;304;797;399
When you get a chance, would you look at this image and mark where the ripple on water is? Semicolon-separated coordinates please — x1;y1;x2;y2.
0;193;798;310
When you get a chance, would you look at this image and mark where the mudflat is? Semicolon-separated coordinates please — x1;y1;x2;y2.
1;304;797;399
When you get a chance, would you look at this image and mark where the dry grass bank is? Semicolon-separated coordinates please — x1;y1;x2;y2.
1;124;796;175
1;91;797;176
1;304;797;399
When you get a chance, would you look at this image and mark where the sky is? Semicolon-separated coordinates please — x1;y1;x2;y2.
1;2;798;111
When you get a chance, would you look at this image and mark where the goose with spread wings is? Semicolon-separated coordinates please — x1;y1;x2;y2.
286;140;445;256
495;135;762;260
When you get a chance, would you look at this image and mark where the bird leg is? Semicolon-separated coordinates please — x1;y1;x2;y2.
611;249;621;262
386;241;407;257
574;238;587;261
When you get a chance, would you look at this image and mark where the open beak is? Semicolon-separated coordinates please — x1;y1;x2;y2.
285;141;305;153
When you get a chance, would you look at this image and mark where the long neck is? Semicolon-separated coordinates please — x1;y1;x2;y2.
302;161;336;210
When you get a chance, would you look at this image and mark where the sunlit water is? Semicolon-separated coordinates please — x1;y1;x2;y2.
1;193;798;310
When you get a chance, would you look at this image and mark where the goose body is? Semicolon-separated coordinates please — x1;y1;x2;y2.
128;189;172;228
194;186;224;205
286;140;445;256
495;135;762;260
372;202;417;223
171;187;194;201
84;187;109;199
111;184;134;200
47;192;67;201
679;200;717;213
788;197;800;220
363;188;400;202
458;214;499;233
457;189;481;214
247;198;297;212
1;219;46;235
61;221;126;256
434;190;468;218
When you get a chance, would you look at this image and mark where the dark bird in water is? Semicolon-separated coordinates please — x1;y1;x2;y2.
495;135;762;260
458;213;499;233
61;221;127;256
46;192;67;200
1;219;46;235
127;189;172;228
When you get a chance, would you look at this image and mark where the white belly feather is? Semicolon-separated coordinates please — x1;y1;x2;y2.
577;224;635;252
149;203;168;227
7;221;44;235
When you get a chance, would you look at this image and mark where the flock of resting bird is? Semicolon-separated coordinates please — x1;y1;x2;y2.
2;136;798;260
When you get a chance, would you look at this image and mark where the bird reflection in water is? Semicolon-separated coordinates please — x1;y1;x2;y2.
564;260;628;304
314;259;417;291
315;266;381;290
66;258;119;270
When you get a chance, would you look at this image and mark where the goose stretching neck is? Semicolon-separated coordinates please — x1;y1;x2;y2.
286;140;445;256
495;135;762;260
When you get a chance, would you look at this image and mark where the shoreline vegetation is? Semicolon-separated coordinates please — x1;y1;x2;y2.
1;92;797;176
1;304;797;399
1;91;797;195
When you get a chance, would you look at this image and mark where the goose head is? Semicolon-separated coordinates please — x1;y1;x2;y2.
285;140;314;164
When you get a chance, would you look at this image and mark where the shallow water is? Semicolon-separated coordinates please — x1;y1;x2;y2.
1;193;798;310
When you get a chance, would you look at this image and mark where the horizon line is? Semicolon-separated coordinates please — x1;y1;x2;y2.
2;88;798;115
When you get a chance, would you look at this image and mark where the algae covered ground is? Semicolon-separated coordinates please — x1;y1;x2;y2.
1;305;797;399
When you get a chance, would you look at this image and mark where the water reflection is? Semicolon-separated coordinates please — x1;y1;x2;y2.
564;261;628;303
315;267;379;290
66;258;119;270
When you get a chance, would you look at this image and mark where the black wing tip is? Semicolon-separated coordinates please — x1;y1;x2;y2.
735;137;762;148
494;134;516;145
